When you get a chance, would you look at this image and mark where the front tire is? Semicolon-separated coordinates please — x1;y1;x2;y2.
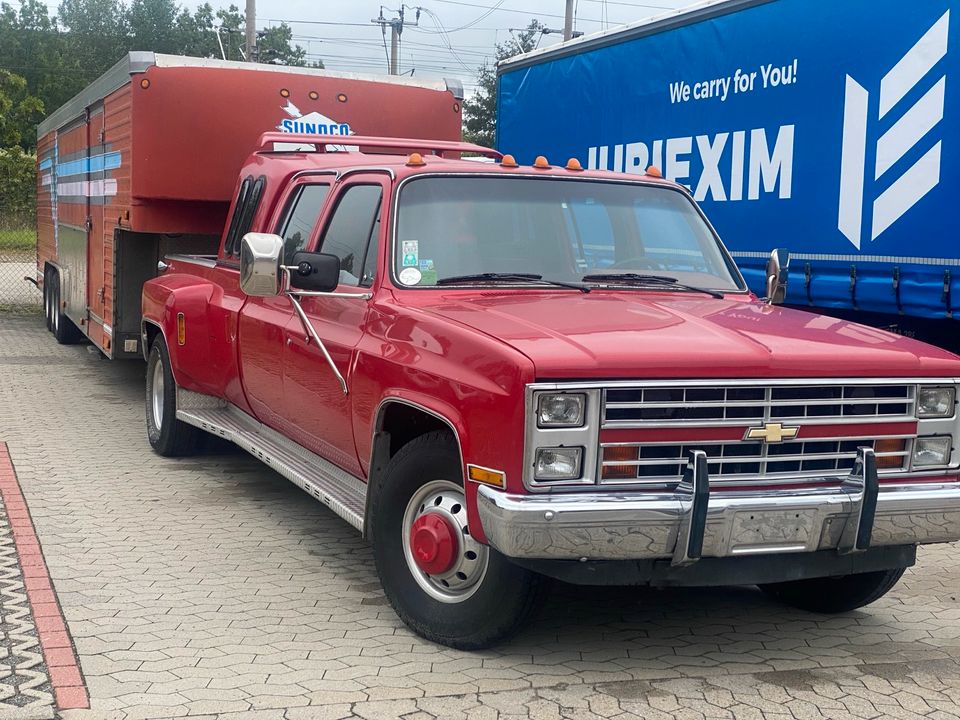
370;431;544;649
146;336;201;457
759;567;906;613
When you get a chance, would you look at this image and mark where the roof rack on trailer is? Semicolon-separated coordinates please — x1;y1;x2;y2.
256;133;503;160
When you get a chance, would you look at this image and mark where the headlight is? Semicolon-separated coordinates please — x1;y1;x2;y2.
912;436;952;467
537;393;586;428
917;386;956;418
534;447;583;480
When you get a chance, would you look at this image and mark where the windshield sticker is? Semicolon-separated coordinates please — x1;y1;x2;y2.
418;259;437;284
399;267;422;285
402;240;419;267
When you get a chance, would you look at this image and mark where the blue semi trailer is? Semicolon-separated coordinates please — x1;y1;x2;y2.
496;0;959;348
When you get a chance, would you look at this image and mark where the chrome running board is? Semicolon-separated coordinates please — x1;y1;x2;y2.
175;389;367;532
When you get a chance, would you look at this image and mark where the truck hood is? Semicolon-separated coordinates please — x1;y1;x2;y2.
410;291;960;379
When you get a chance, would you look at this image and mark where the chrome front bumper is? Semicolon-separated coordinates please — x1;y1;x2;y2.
476;449;960;563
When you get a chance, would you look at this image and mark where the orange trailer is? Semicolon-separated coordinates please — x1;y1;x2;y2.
35;52;463;357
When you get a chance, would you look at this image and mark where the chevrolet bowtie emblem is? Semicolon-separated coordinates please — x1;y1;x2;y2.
745;422;800;443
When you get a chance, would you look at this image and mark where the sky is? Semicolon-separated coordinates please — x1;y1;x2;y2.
244;0;698;96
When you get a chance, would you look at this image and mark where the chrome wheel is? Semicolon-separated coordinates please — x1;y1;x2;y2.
151;357;165;429
402;479;489;603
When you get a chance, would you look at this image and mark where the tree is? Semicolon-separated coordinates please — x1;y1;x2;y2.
0;70;44;150
257;23;310;67
462;20;542;148
128;0;179;54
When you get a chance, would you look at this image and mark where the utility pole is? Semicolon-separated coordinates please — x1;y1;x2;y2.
373;6;419;75
563;0;575;40
245;0;256;61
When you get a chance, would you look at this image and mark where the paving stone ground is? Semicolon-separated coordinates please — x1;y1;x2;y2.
0;313;959;720
0;493;55;720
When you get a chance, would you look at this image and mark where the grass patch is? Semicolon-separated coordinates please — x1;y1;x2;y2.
0;229;36;252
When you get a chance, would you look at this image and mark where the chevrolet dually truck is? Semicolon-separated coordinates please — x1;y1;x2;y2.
141;133;960;649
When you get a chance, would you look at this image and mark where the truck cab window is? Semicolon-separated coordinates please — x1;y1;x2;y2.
223;176;252;257
232;176;266;257
318;185;382;287
278;184;331;265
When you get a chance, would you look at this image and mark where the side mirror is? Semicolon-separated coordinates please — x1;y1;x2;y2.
290;252;340;293
239;233;284;296
765;248;790;305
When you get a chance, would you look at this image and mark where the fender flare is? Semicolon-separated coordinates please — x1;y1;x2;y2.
363;396;465;538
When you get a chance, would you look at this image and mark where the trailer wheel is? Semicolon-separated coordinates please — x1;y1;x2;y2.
759;567;906;614
146;336;201;457
49;271;83;344
43;271;53;331
369;431;545;649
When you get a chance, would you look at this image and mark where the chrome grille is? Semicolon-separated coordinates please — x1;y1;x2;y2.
603;383;916;426
600;438;912;485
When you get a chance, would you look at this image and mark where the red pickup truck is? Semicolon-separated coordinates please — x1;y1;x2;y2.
142;133;960;649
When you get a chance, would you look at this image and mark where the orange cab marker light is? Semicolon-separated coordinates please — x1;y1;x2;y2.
176;312;186;346
467;464;506;488
566;158;583;171
533;155;551;169
500;154;519;168
646;165;663;178
406;152;426;167
139;78;150;89
280;88;290;98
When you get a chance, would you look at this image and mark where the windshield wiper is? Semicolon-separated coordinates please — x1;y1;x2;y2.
581;273;724;299
436;273;590;293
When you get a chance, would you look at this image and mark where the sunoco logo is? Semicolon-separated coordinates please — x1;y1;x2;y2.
277;100;351;135
838;11;949;250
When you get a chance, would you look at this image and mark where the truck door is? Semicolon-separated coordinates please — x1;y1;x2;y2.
280;176;385;477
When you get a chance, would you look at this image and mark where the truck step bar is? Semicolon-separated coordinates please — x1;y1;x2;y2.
175;389;367;532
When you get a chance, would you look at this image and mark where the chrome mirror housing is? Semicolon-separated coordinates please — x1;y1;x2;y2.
239;233;284;297
765;248;790;305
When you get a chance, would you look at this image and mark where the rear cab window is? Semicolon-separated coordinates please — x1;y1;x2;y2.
223;175;266;259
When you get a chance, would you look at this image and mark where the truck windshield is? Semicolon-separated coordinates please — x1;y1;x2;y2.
393;176;745;291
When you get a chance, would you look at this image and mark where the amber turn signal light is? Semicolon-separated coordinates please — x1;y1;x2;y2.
176;312;186;346
874;438;906;470
601;446;639;480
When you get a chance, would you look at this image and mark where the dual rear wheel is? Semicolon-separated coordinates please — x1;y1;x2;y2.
43;270;82;344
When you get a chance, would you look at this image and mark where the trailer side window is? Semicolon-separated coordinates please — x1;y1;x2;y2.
277;184;331;265
231;175;266;257
223;176;253;257
317;185;382;288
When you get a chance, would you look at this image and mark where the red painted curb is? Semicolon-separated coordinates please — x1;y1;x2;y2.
0;442;90;711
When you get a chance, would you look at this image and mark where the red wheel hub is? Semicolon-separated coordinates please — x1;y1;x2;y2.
410;512;458;575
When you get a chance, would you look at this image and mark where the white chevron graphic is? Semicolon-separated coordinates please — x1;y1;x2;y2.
838;11;949;249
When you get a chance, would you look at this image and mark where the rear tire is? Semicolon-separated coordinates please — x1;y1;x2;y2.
49;272;83;344
146;336;201;457
370;431;545;649
759;567;906;613
43;271;53;331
